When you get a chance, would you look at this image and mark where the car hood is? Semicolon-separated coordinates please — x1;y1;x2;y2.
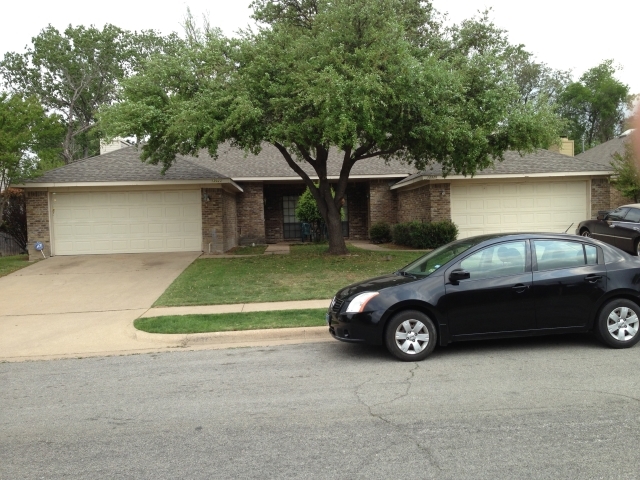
336;273;422;299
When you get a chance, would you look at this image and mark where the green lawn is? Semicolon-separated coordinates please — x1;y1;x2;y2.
154;244;422;307
135;308;327;334
228;245;268;255
0;255;30;278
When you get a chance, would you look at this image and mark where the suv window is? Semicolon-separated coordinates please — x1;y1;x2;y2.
607;207;630;221
459;241;526;280
624;208;640;223
535;240;590;271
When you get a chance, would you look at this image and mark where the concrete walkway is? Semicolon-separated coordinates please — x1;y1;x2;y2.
141;299;330;318
264;244;291;254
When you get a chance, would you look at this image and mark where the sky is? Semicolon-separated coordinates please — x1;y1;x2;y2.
1;0;639;97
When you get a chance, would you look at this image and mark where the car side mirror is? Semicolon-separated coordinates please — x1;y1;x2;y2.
449;269;470;284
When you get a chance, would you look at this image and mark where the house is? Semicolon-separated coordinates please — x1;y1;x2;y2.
14;142;612;260
575;129;636;208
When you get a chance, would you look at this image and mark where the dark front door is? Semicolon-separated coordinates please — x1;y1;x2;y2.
443;240;536;336
532;239;607;329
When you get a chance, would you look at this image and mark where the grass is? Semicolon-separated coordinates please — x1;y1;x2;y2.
134;308;327;334
227;245;268;255
0;255;30;278
154;243;422;307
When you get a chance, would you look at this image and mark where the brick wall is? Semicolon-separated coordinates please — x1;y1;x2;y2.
610;186;634;209
346;182;368;239
397;185;430;223
222;190;238;252
369;180;397;228
591;178;610;219
236;182;266;245
26;190;50;261
430;183;451;221
201;188;224;253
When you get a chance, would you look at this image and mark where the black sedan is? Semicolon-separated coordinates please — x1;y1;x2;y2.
577;204;640;255
327;233;640;361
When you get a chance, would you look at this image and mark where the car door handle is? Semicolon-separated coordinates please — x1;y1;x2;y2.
512;284;529;293
584;274;602;283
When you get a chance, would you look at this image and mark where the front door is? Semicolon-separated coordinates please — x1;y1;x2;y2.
532;239;607;329
443;240;536;336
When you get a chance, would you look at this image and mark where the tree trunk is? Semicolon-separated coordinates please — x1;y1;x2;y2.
319;186;348;255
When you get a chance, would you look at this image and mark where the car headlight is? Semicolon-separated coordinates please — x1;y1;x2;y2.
346;292;379;313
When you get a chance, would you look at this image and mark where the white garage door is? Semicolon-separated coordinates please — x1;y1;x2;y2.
451;180;588;239
52;190;202;255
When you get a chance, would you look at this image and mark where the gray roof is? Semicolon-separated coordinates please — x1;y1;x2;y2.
23;142;613;187
394;149;612;187
26;146;229;184
183;143;417;178
575;132;634;167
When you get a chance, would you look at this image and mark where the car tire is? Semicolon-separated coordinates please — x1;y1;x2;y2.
384;310;437;361
635;239;640;256
581;228;591;238
595;299;640;349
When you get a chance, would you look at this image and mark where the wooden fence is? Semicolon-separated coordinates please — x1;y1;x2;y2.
0;232;24;257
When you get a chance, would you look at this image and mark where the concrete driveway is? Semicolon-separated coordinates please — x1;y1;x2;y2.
0;253;199;361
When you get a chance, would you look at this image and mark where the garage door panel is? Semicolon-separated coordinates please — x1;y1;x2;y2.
52;190;202;255
451;180;588;239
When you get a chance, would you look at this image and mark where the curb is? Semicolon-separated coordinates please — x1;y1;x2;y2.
133;325;331;347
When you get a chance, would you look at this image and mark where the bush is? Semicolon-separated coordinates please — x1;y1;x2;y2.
369;222;391;244
392;220;458;249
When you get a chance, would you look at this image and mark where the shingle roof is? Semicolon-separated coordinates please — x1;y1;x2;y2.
23;142;613;187
393;148;612;187
575;132;634;167
26;146;229;183
183;143;417;178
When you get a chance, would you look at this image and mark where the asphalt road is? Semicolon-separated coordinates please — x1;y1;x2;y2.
2;334;639;479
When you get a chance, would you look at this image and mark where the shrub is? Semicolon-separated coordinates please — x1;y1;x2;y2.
369;222;391;244
392;220;458;249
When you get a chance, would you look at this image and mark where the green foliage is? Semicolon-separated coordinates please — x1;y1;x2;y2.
0;93;63;219
1;24;178;163
392;220;458;249
296;188;324;224
610;141;640;202
369;222;392;244
101;1;563;254
558;60;629;154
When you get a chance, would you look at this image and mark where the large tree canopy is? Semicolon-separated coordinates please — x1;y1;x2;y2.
558;60;629;154
0;24;178;163
101;0;563;254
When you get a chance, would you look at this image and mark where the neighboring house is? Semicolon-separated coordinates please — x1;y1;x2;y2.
13;142;612;260
575;129;636;208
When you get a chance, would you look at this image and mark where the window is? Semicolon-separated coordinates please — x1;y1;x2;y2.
283;196;301;239
535;240;591;271
624;208;640;223
403;238;483;276
606;207;630;221
459;241;527;280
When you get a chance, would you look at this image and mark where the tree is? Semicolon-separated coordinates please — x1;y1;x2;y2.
0;24;178;163
610;140;640;202
296;188;324;225
101;0;563;254
558;60;629;154
0;188;27;251
0;93;62;221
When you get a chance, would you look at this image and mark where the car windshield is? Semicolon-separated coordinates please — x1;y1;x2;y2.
399;238;486;277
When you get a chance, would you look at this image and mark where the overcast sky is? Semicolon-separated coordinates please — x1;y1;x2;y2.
1;0;639;97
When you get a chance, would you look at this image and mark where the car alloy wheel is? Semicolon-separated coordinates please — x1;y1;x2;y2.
581;229;591;238
596;299;640;348
385;310;437;361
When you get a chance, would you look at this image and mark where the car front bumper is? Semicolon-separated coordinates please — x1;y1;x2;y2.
326;309;384;345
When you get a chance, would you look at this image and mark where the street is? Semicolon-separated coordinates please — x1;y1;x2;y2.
2;334;639;479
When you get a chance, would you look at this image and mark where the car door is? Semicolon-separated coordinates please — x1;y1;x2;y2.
531;239;607;329
612;208;640;254
442;240;536;336
593;207;629;248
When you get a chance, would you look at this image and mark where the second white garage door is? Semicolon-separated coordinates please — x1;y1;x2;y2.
451;180;588;239
52;190;202;255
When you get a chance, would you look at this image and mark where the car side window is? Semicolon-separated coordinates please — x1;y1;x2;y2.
624;208;640;223
535;240;589;271
606;207;630;221
585;245;598;265
459;241;526;280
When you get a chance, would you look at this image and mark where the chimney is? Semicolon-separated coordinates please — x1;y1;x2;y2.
548;137;574;157
100;137;128;155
